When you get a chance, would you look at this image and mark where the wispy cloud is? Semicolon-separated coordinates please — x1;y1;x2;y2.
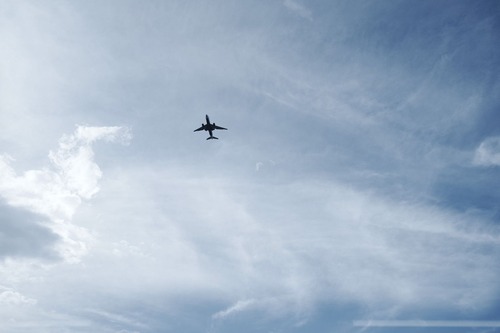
353;320;500;328
212;299;257;319
84;166;500;321
283;0;313;21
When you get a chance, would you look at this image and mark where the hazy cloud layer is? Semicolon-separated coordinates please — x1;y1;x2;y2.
62;166;500;328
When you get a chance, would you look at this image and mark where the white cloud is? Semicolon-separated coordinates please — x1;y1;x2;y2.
0;287;37;306
49;125;131;200
0;125;129;262
473;136;500;166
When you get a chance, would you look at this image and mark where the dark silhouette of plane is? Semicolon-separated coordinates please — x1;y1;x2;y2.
194;115;227;140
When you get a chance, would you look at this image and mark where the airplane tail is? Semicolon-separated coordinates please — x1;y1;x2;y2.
207;136;218;140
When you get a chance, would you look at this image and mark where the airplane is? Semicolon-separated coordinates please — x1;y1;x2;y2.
194;114;227;140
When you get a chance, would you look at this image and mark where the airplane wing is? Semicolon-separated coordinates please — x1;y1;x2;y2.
194;125;205;132
213;125;227;130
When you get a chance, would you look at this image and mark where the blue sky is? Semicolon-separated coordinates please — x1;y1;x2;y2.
1;1;500;332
